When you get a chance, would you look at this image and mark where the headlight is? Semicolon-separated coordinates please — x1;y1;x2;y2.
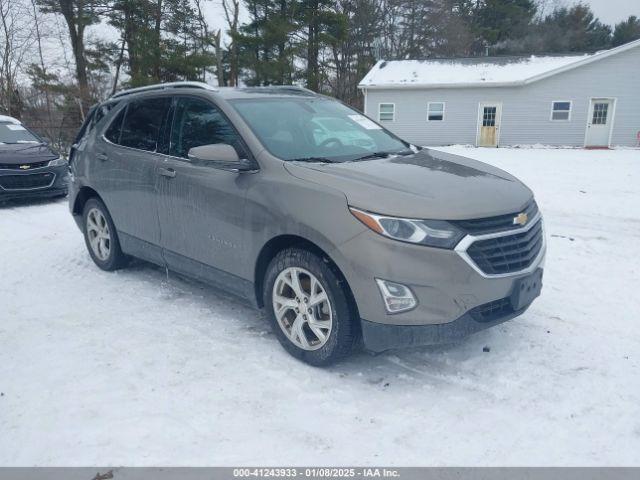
48;157;67;167
350;207;465;249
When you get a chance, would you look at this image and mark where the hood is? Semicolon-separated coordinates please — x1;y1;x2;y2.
284;148;533;220
0;143;58;165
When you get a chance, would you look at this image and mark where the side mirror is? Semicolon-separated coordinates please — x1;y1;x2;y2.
187;144;255;172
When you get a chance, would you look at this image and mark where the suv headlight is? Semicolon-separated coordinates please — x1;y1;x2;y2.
48;157;67;167
350;207;465;249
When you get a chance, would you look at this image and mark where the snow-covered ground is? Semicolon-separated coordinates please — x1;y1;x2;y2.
1;147;639;466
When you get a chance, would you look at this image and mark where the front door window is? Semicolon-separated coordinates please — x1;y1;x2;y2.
170;98;245;159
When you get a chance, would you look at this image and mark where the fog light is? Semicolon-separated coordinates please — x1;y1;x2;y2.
375;279;417;314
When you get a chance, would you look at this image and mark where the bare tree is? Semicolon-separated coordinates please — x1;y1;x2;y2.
212;29;224;86
38;0;101;114
29;0;54;131
0;0;36;117
222;0;239;86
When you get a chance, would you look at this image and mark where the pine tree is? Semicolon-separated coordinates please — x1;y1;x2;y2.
475;0;537;51
612;16;640;47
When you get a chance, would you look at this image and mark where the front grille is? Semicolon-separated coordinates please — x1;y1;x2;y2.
466;219;543;275
453;201;539;235
0;173;55;190
0;161;50;170
470;297;514;323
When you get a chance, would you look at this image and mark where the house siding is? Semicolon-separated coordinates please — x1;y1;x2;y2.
363;45;640;147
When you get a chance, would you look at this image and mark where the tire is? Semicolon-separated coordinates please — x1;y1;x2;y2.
82;197;128;271
263;247;358;366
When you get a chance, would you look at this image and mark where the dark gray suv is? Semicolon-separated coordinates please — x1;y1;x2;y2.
69;82;545;366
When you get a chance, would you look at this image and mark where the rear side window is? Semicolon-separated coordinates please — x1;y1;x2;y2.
169;97;245;159
119;97;170;151
94;102;119;126
104;107;126;144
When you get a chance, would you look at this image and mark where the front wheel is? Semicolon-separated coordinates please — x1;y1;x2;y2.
264;248;358;366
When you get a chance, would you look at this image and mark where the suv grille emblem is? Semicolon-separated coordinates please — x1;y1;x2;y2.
513;212;528;226
19;164;30;170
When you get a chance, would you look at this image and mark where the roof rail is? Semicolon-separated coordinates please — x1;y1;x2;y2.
110;81;218;99
268;85;315;93
239;85;317;96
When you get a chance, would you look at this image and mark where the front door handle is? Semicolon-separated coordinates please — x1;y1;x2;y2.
159;167;176;178
96;152;108;161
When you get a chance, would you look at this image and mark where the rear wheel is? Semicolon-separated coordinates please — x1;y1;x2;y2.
83;197;128;271
264;248;358;366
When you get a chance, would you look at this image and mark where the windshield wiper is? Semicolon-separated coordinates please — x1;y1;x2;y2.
289;156;336;163
351;149;414;162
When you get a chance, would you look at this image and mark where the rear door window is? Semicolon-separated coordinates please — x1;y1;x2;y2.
119;97;171;152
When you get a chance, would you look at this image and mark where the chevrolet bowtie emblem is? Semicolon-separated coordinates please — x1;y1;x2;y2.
19;164;30;170
513;212;528;226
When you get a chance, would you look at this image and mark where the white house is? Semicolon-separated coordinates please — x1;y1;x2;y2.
358;39;640;148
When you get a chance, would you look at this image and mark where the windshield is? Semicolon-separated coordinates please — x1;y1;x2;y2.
230;97;409;162
0;122;41;144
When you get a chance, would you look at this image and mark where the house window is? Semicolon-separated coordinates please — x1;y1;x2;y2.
592;102;609;125
482;107;497;126
427;102;445;121
378;103;395;122
551;101;572;121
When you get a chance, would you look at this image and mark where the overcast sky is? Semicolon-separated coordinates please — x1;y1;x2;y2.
558;0;640;25
202;0;640;34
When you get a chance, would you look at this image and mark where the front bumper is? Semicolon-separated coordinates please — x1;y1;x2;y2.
361;269;543;352
0;164;69;201
332;219;546;350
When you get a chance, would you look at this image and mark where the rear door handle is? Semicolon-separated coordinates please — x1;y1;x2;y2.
159;167;176;178
96;152;108;161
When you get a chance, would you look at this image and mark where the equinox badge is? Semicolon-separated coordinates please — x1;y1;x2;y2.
513;212;528;226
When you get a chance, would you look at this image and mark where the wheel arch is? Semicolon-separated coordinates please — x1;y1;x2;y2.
254;235;359;320
72;186;104;217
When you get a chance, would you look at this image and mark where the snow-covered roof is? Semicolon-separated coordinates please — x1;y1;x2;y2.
0;114;21;124
359;38;640;89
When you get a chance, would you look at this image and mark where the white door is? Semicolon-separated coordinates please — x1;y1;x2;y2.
585;99;614;147
477;103;502;147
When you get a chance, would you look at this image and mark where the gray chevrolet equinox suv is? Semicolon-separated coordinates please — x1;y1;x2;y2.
69;82;545;366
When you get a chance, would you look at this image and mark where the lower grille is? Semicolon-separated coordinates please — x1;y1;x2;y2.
0;173;55;190
470;297;514;323
467;219;543;275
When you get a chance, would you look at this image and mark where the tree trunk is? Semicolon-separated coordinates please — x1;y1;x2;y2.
111;35;126;95
59;0;90;114
306;0;319;91
153;0;162;81
213;30;224;86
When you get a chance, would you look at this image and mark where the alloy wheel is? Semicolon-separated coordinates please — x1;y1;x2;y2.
86;207;111;261
272;267;333;351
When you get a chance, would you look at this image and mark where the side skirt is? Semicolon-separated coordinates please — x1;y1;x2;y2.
119;232;258;309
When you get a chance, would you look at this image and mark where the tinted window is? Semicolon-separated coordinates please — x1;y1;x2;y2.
120;97;170;151
104;107;126;144
170;97;244;159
